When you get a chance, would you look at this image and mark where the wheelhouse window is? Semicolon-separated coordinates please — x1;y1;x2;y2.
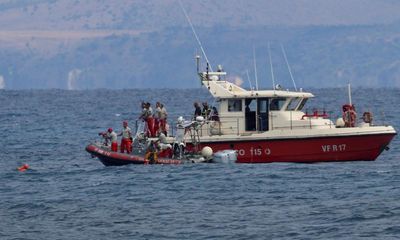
228;99;242;112
286;97;302;111
297;98;308;111
269;98;286;111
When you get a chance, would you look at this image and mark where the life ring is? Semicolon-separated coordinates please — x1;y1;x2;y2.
342;104;357;127
343;109;356;127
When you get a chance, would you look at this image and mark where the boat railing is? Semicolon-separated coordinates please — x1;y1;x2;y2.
271;109;388;130
169;114;335;137
151;109;388;139
133;120;146;137
168;116;241;137
200;117;241;136
269;110;334;130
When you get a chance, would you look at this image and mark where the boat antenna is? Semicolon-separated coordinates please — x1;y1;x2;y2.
245;69;253;90
195;52;201;73
348;82;352;105
268;42;276;94
178;0;213;71
281;44;297;91
253;46;259;90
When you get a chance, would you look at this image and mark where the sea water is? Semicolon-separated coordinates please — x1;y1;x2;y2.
0;88;399;239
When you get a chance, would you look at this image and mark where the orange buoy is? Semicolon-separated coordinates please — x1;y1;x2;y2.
17;164;29;172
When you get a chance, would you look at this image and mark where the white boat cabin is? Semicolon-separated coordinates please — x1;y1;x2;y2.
197;70;334;136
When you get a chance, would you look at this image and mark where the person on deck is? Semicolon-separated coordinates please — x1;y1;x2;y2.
146;102;153;117
144;102;155;137
159;103;168;135
145;140;160;164
139;102;152;120
210;106;220;121
99;128;118;152
139;102;155;137
154;102;162;135
154;102;161;118
194;102;202;119
119;121;132;153
202;102;211;119
155;102;168;135
139;102;146;118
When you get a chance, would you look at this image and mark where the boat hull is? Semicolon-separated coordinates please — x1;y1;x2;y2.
85;144;181;166
188;133;396;163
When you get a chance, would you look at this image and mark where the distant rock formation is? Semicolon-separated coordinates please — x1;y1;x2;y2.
0;1;400;89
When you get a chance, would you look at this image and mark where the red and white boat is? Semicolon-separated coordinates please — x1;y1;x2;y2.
87;2;396;165
172;60;396;163
87;60;396;165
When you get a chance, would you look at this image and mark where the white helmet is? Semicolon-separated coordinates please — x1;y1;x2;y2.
177;116;184;124
196;116;204;122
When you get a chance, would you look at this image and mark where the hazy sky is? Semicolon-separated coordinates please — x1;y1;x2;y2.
1;0;399;89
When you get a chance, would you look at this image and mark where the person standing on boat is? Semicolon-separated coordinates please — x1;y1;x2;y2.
119;121;132;153
101;128;118;152
144;102;156;137
155;102;168;135
154;102;162;135
109;128;118;152
139;102;156;137
210;106;220;121
139;102;151;120
139;101;146;117
194;102;202;119
202;102;211;119
146;102;153;117
159;103;168;135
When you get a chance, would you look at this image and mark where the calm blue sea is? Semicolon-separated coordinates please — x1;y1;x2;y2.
0;88;399;240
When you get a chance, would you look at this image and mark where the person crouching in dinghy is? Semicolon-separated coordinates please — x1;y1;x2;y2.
99;128;118;152
145;140;160;164
118;121;132;154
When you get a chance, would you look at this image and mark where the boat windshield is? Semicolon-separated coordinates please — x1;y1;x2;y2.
270;98;286;111
286;97;302;111
297;98;308;111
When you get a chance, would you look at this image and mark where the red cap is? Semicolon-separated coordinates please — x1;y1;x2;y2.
108;128;113;132
123;121;128;126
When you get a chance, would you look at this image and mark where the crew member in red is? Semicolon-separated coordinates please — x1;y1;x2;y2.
139;102;147;119
154;102;161;135
107;128;118;152
139;102;156;137
160;103;168;135
119;121;132;153
155;102;168;136
101;128;118;152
